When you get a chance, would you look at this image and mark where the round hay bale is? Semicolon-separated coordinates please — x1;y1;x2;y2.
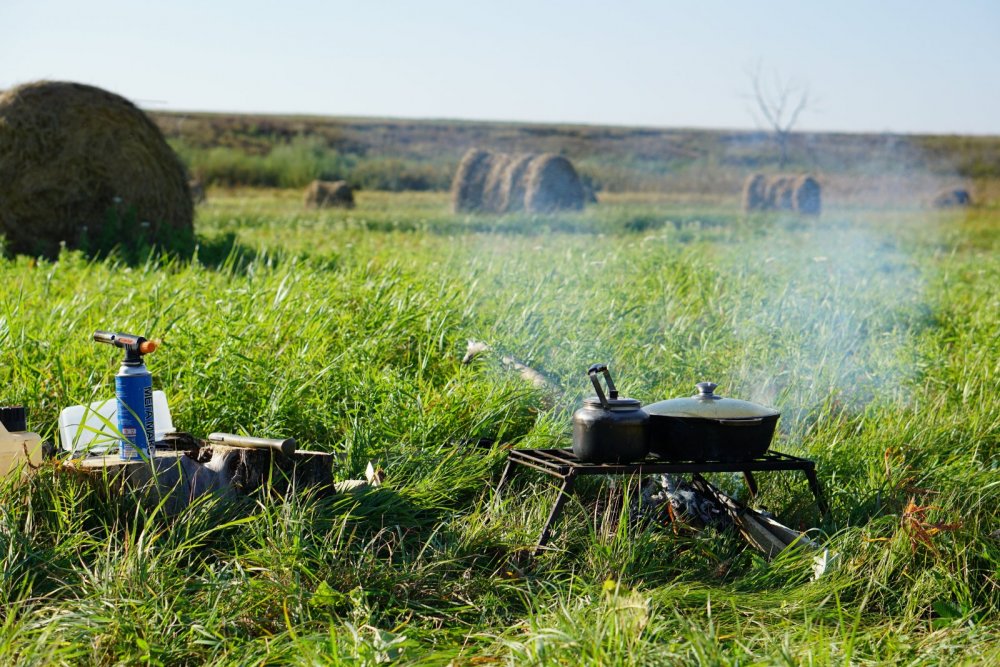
480;152;513;213
498;153;536;212
0;80;193;258
931;188;972;208
523;154;585;213
451;149;586;214
793;175;821;215
765;175;797;211
741;173;768;212
450;149;494;213
304;180;355;209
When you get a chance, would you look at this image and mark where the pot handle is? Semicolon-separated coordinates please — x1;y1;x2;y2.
717;418;764;426
587;363;618;408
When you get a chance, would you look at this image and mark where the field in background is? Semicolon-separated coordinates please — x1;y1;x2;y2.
0;184;997;663
154;111;1000;205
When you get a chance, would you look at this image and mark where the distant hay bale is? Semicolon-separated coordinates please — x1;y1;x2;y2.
742;173;821;215
480;152;513;213
451;149;586;213
0;80;193;257
793;175;821;215
304;180;354;209
450;149;494;213
741;173;768;212
523;154;585;213
766;175;797;211
931;188;972;208
498;153;536;212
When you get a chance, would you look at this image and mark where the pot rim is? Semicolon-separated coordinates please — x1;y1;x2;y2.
582;396;642;410
651;412;780;422
645;381;779;419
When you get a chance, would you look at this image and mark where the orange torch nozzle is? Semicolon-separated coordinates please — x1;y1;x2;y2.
139;339;159;355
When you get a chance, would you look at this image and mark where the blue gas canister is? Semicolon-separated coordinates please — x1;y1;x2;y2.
93;331;159;461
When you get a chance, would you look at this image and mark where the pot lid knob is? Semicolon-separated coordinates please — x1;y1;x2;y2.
695;381;719;398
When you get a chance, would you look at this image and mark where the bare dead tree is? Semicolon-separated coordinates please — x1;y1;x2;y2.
746;64;811;168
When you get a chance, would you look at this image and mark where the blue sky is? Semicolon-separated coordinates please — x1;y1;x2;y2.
2;0;997;134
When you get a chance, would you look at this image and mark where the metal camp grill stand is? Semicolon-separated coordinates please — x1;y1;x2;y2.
493;448;827;556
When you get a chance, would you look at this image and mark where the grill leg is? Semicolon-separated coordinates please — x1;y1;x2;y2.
743;471;759;498
534;473;576;557
803;466;828;517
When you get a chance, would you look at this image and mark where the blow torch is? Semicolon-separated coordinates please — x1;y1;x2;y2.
93;331;159;461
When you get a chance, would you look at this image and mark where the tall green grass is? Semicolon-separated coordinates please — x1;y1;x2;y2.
0;194;996;664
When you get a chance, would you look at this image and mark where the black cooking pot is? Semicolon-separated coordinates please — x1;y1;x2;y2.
646;382;779;462
572;364;649;464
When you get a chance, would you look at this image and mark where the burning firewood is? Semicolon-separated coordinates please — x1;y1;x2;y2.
636;474;730;530
635;473;815;559
691;475;817;558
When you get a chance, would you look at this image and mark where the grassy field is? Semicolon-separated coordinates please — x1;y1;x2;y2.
156;110;1000;197
0;189;998;664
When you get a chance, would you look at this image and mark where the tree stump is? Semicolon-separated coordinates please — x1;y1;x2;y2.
67;439;335;514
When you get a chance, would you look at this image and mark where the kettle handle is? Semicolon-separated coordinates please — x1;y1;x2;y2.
587;363;619;408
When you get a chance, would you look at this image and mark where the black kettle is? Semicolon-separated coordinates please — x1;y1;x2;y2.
572;363;649;463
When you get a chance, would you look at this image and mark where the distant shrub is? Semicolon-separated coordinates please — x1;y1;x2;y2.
172;139;453;192
173;136;354;188
575;159;682;193
956;157;1000;179
351;158;451;191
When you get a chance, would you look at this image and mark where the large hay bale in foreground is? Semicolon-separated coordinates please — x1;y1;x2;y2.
741;173;768;212
792;175;821;215
450;148;586;214
931;188;972;208
304;180;355;209
0;81;193;257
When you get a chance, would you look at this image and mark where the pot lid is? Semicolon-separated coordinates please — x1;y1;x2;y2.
645;382;779;419
583;396;642;411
